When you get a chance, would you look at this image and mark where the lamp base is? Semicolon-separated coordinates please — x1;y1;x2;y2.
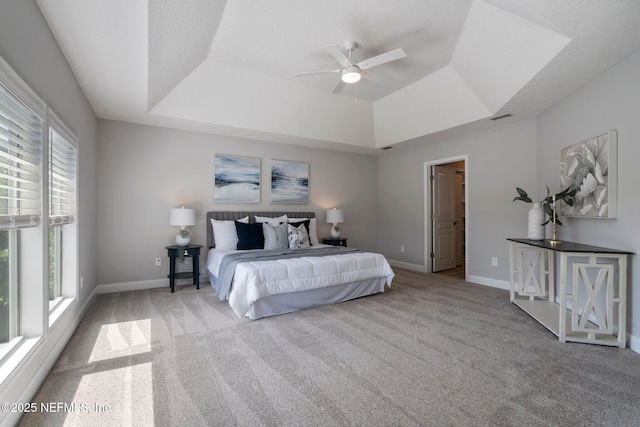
330;225;341;239
176;230;191;246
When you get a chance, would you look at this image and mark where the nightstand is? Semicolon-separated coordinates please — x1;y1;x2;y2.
322;238;347;247
166;245;202;293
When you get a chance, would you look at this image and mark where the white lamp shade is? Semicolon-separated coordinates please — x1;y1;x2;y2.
170;208;196;226
326;208;344;224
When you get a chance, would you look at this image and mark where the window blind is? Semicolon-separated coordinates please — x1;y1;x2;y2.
49;127;76;226
0;84;43;230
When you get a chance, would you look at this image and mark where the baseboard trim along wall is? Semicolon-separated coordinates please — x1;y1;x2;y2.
97;276;210;294
4;287;98;427
630;334;640;354
466;275;510;291
386;259;427;273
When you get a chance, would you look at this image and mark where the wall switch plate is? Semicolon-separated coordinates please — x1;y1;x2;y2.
400;245;405;253
491;257;498;266
155;258;162;266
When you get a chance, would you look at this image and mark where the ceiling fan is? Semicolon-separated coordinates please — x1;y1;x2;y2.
294;41;406;94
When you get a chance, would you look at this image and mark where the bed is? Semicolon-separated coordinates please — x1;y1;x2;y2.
206;211;394;319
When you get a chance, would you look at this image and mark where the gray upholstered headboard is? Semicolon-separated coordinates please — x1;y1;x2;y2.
206;211;316;248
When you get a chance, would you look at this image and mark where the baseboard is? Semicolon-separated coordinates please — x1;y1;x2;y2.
3;287;98;426
386;259;427;273
629;333;640;354
466;274;510;291
97;275;209;294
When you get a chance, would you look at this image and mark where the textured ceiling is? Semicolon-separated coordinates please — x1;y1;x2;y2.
36;0;640;153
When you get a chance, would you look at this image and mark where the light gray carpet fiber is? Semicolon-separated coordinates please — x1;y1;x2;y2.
19;269;640;426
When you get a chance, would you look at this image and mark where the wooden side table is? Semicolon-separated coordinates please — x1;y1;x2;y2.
322;238;347;247
166;245;202;293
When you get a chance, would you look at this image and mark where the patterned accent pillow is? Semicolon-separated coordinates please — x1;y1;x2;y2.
289;218;319;245
287;222;310;249
263;223;288;250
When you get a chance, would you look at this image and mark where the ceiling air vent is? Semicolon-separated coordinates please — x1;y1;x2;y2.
490;113;513;121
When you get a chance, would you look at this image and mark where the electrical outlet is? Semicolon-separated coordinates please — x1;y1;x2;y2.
491;257;498;267
184;257;191;265
155;258;162;267
400;245;405;253
80;275;84;288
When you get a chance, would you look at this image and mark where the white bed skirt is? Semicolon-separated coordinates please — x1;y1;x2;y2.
247;277;386;319
209;272;386;319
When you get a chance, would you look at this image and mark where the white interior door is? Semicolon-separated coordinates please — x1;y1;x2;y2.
432;165;457;272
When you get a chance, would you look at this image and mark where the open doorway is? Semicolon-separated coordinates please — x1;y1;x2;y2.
425;157;466;279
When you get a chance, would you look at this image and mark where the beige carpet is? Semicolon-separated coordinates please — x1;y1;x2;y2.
20;269;640;426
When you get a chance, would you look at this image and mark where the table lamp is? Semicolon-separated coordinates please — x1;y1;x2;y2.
326;208;344;239
170;207;196;246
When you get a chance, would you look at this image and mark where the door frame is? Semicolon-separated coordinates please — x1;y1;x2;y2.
423;155;468;276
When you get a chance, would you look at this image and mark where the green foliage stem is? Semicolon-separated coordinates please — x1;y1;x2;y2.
512;186;577;226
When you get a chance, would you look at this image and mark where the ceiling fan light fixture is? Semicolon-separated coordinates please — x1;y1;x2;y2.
341;66;361;83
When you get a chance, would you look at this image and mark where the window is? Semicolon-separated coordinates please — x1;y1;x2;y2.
48;121;77;306
0;80;44;354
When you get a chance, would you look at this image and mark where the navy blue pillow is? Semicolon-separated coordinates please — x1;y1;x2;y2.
235;221;264;250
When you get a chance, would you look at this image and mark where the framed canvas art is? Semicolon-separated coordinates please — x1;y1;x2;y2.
559;130;617;218
214;154;260;203
270;160;309;204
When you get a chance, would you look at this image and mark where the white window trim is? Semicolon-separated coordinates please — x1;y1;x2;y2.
0;57;48;388
47;110;78;319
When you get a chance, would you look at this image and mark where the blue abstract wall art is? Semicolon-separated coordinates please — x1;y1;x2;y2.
214;154;261;203
270;160;309;204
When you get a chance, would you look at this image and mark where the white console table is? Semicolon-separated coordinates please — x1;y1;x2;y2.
508;238;633;348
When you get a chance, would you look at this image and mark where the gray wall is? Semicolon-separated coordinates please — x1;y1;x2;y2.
96;120;378;285
0;1;98;424
378;47;640;347
377;118;538;281
537;48;640;346
0;0;98;303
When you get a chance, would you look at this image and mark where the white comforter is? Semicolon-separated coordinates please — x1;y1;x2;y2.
206;245;395;318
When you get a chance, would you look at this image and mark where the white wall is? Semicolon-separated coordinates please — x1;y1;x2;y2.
537;48;640;349
377;118;538;282
96;120;379;287
0;1;98;425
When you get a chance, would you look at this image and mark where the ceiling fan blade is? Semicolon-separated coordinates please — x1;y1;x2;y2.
361;69;390;82
331;79;345;94
325;44;352;67
356;48;406;70
294;69;340;77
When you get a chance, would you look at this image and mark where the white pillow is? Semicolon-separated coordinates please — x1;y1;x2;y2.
289;217;319;245
255;214;288;227
288;222;310;249
211;216;249;250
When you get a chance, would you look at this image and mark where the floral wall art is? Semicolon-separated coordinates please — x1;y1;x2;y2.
559;130;617;218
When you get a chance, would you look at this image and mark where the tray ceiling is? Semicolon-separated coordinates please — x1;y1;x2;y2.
37;0;640;153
